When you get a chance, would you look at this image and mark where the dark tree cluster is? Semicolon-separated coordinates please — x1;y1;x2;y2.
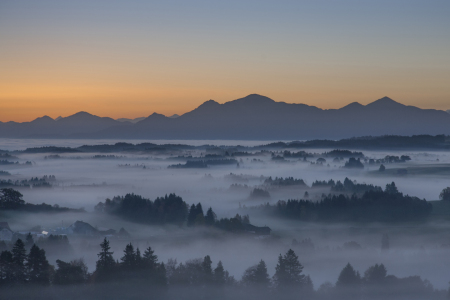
0;170;11;176
311;179;336;188
322;149;364;158
266;183;431;222
311;178;382;195
265;135;449;150
0;239;51;286
169;159;238;169
0;176;54;188
384;155;412;163
249;188;271;199
282;150;312;158
1;243;447;300
95;193;188;226
0;160;32;166
187;203;255;233
329;262;443;300
0;188;84;213
93;239;166;286
344;157;364;169
331;177;382;194
92;155;125;159
264;176;307;187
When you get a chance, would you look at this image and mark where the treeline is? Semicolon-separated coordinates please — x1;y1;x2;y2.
0;176;55;188
256;183;431;222
263;135;450;150
95;195;266;233
95;193;188;226
312;177;382;194
186;202;260;233
0;188;85;213
168;159;238;169
0;160;32;166
263;176;381;195
0;239;447;300
264;176;307;187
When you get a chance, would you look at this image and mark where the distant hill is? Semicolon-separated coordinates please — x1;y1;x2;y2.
116;117;146;123
1;94;450;140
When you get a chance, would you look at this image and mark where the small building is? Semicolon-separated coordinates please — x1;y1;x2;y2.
243;223;272;235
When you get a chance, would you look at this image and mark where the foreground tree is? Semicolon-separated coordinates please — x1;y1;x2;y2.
242;259;270;288
94;238;116;282
54;259;89;285
26;244;50;285
273;249;305;289
0;250;14;285
12;239;27;283
336;263;361;299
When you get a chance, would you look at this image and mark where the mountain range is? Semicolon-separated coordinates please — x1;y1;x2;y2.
1;94;450;140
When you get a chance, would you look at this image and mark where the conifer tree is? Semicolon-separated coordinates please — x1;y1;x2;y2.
213;261;225;285
26;244;50;285
12;239;27;283
205;207;216;226
202;255;213;284
95;238;115;281
187;204;197;227
143;246;158;269
273;249;305;288
121;243;136;269
336;263;360;287
242;259;270;287
0;250;14;285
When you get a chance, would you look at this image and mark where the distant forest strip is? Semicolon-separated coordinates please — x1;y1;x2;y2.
94;194;265;233
4;135;450;153
0;239;447;300
250;183;432;223
0;188;85;213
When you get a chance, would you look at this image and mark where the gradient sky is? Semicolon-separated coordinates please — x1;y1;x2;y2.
1;0;449;122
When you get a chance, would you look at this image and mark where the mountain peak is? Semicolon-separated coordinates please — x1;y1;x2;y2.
31;115;54;123
340;102;364;111
231;94;275;105
72;111;94;117
366;97;404;109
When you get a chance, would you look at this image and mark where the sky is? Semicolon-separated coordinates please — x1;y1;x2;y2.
1;0;450;122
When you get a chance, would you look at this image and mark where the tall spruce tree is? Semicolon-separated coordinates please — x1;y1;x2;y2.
187;204;197;227
213;261;225;286
0;250;14;285
336;263;360;287
205;207;216;226
242;259;270;287
273;249;305;288
95;238;115;281
202;255;213;284
121;243;136;269
143;246;158;269
12;239;27;283
26;244;50;285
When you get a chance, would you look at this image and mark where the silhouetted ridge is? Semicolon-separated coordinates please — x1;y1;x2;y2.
2;95;450;139
366;96;405;109
228;94;275;105
339;102;365;111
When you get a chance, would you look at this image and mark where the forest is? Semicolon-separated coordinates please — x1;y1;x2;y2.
0;238;447;300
